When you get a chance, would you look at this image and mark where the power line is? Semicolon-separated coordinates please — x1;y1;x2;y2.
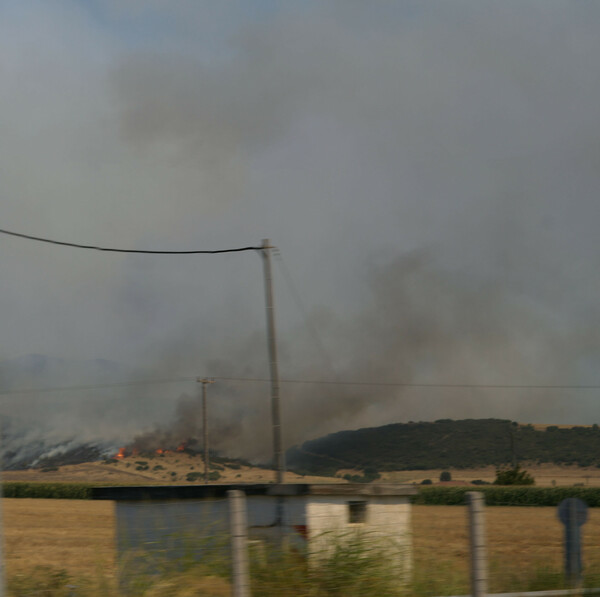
2;375;600;397
273;250;340;379
0;228;262;254
212;377;600;390
0;377;197;396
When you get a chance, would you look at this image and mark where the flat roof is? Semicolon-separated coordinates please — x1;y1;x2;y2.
91;483;417;501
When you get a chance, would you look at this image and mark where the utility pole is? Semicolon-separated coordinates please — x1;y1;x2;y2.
197;378;215;484
261;239;284;483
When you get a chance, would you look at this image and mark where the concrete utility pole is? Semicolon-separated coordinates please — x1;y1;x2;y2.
467;491;488;597
261;239;284;483
197;378;215;484
0;446;5;597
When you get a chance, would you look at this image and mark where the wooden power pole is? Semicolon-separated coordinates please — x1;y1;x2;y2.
197;378;215;483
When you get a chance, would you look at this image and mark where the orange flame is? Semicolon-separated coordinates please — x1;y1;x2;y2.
176;442;186;452
114;447;126;460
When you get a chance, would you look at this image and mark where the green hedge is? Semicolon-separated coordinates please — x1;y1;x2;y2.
414;486;600;507
2;482;94;499
4;482;600;505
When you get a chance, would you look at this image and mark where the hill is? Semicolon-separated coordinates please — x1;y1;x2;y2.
286;418;600;476
2;450;342;485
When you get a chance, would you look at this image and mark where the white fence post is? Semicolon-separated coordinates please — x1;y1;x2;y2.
228;490;251;597
467;491;488;597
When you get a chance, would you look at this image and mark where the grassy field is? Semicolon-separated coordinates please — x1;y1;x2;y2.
6;458;600;488
413;505;600;594
2;452;341;486
4;499;600;595
381;463;600;487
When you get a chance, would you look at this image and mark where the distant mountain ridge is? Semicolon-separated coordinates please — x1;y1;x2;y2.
286;419;600;475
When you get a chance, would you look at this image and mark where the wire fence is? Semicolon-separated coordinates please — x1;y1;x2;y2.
5;489;600;596
413;493;600;597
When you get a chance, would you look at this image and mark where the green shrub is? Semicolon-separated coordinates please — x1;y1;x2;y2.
440;471;452;482
250;532;406;596
3;482;93;499
494;465;535;485
343;468;381;484
186;472;204;482
8;566;72;596
415;486;600;506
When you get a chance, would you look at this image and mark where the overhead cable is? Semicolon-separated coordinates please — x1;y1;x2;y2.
2;375;600;397
0;228;262;254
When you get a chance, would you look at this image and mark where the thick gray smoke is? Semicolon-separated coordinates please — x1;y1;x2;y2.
125;251;595;462
2;2;600;464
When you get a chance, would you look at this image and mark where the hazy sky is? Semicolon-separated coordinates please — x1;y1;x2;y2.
2;1;600;458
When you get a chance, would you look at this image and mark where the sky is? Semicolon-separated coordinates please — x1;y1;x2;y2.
2;1;600;461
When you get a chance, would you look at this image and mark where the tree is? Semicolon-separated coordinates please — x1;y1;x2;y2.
494;465;534;485
439;471;452;482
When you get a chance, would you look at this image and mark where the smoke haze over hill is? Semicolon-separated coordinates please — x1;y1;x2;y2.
2;2;600;463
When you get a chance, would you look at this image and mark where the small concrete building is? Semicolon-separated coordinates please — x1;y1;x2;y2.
92;483;415;580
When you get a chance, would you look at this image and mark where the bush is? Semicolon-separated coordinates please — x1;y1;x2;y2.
343;468;381;484
8;566;71;596
3;482;93;499
421;479;433;485
440;471;452;482
250;532;406;595
186;472;204;482
414;486;600;506
494;466;535;486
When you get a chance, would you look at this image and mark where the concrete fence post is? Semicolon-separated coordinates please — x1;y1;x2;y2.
467;491;488;597
228;490;251;597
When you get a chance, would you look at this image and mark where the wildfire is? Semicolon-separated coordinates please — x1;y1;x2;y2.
116;441;189;459
156;443;186;455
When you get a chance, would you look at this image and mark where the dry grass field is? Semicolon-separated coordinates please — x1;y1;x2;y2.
381;463;600;487
5;457;600;488
413;505;600;592
4;499;114;578
4;499;600;593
